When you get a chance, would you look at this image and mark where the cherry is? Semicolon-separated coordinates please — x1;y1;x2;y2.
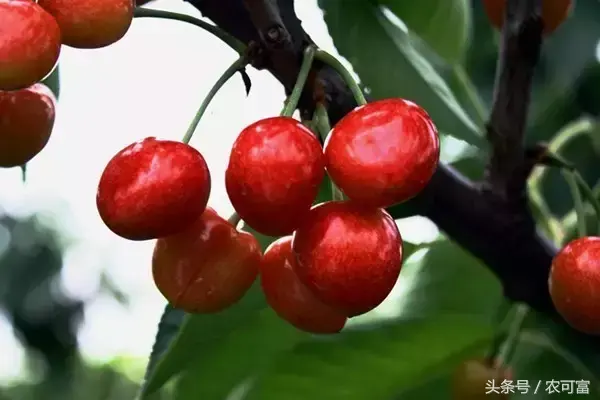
152;207;261;313
323;98;439;209
549;236;600;335
452;358;512;399
96;137;211;241
225;116;325;237
0;83;56;168
482;0;572;35
0;0;61;91
38;0;134;49
261;236;347;334
292;201;403;317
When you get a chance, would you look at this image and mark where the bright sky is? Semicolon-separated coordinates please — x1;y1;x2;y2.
0;0;441;384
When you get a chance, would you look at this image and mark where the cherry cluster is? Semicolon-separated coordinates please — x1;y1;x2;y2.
95;98;440;333
0;0;135;167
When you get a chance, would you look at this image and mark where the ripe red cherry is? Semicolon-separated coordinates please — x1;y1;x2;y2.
96;137;211;241
152;207;262;313
323;98;440;208
292;201;403;317
38;0;134;49
549;236;600;335
0;83;56;168
225;117;325;237
261;236;347;334
0;0;61;90
452;358;512;399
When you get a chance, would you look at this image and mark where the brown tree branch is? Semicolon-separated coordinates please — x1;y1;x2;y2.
484;0;544;208
186;0;559;315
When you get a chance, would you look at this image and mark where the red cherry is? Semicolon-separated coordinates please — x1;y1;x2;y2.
152;207;261;313
292;201;403;317
261;236;347;334
0;83;56;168
549;236;600;335
38;0;134;49
0;0;61;90
225;116;325;236
324;98;440;208
482;0;572;35
96;137;211;241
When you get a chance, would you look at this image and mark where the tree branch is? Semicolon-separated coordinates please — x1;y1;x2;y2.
484;0;543;207
186;0;559;315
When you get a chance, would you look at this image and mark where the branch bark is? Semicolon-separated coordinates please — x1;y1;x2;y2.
186;0;558;315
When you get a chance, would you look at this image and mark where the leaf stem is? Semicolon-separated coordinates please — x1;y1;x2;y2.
562;169;587;238
528;117;595;244
281;45;317;117
451;64;487;127
573;171;600;236
133;8;246;55
314;103;344;201
496;303;529;367
313;49;367;107
182;57;248;144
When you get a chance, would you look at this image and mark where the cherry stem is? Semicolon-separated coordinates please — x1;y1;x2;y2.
573;171;600;236
227;212;241;228
20;164;27;183
451;64;487;127
133;8;246;55
181;56;248;144
313;49;367;107
484;298;512;364
496;303;529;367
281;45;317;117
528;117;596;244
314;103;344;202
562;169;588;238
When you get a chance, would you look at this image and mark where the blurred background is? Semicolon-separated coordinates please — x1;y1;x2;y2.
0;0;599;398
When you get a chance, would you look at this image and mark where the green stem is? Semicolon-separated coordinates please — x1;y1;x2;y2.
314;103;344;202
181;57;248;144
313;49;367;106
20;164;27;183
573;172;600;236
528;117;595;244
451;64;487;126
496;303;529;367
563;169;587;238
227;212;241;228
281;45;317;117
133;8;246;55
562;181;600;234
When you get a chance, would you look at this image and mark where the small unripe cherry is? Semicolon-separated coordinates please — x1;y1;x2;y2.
96;137;211;241
452;358;512;399
225;116;326;237
261;236;347;334
0;83;56;168
549;236;600;335
324;98;440;209
0;0;61;90
152;207;261;313
38;0;134;49
482;0;572;35
292;201;403;317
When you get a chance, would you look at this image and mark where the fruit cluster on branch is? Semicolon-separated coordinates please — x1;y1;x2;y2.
187;0;559;314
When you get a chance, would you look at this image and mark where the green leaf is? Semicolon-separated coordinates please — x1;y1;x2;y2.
244;315;493;400
138;304;186;398
173;308;308;400
318;0;484;148
139;222;278;397
41;65;60;99
377;0;472;64
394;239;503;319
